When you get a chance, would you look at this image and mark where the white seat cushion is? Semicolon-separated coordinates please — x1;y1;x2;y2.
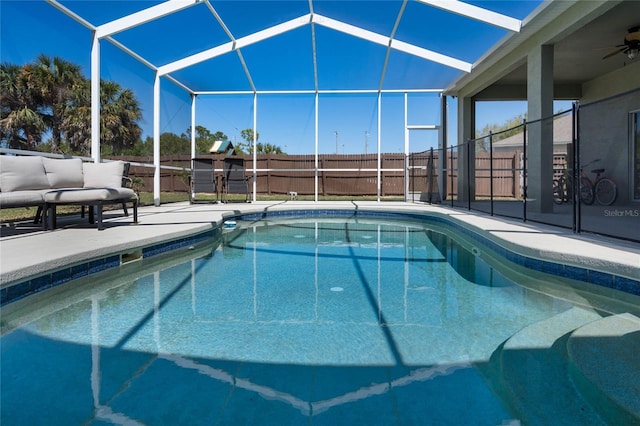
83;161;124;188
44;187;136;203
0;156;50;192
43;158;84;189
0;190;48;207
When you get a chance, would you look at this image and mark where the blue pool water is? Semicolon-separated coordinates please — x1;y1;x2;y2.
1;217;633;425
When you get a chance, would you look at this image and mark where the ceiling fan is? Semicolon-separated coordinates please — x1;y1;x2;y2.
602;26;640;60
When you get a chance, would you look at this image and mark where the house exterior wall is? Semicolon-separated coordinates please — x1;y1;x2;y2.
581;61;640;104
579;87;640;206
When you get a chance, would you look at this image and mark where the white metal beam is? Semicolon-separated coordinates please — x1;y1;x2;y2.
157;14;311;76
377;92;382;202
105;36;157;71
195;89;442;95
236;50;257;93
314;92;319;202
252;93;258;202
313;14;388;46
313;14;472;72
404;92;409;199
159;42;234;76
159;10;473;82
379;0;408;91
391;39;471;72
309;0;319;93
46;0;96;31
165;74;195;94
236;15;311;50
204;0;256;91
191;94;196;160
416;0;521;32
91;34;100;163
204;0;235;41
96;0;200;38
153;73;161;206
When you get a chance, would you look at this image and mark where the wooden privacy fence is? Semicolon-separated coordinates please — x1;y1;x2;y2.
108;155;192;193
108;152;525;198
475;152;520;198
409;151;525;199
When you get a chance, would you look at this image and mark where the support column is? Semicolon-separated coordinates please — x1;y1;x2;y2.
457;96;475;202
252;93;257;202
527;44;554;213
153;73;161;206
314;92;319;202
377;92;382;202
91;33;100;163
190;94;196;159
404;92;409;201
437;94;447;202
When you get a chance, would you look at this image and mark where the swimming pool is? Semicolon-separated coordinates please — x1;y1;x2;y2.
1;214;638;425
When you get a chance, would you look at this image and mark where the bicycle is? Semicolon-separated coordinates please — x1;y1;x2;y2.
579;159;617;205
552;159;617;206
553;169;571;204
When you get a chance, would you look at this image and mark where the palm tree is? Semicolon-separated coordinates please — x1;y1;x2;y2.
61;78;91;153
31;55;83;153
2;56;143;156
63;79;142;155
0;63;45;150
99;80;142;155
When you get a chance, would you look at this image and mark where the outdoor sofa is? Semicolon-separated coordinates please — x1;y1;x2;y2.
0;156;138;230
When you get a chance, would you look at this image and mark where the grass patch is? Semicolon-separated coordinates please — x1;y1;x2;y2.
0;192;189;223
1;192;405;223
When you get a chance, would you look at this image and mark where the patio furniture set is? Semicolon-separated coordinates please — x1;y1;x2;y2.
0;156;138;230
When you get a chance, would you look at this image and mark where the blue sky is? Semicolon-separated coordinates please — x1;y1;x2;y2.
1;0;571;155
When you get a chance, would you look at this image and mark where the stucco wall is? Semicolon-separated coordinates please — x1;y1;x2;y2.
579;88;640;205
581;60;640;104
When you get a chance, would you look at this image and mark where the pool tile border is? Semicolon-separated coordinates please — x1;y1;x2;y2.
238;209;640;297
0;228;219;306
2;209;638;306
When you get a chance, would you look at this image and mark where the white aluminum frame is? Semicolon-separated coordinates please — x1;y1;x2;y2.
45;0;522;203
195;89;441;202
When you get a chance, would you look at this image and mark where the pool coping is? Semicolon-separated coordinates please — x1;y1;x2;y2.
1;202;639;306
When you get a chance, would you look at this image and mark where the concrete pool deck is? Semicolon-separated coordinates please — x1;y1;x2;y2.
1;201;639;287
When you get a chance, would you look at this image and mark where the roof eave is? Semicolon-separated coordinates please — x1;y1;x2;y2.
443;0;622;99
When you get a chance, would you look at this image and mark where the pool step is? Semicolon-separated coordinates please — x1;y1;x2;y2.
497;306;605;425
567;313;640;425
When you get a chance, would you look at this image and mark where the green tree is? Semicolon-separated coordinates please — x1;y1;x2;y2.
477;114;526;140
0;56;143;156
31;55;83;153
63;79;142;156
159;132;190;155
253;142;284;154
235;128;283;154
476;113;527;152
0;62;46;150
235;128;259;154
185;125;228;154
61;78;90;153
98;81;142;155
123;138;153;156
